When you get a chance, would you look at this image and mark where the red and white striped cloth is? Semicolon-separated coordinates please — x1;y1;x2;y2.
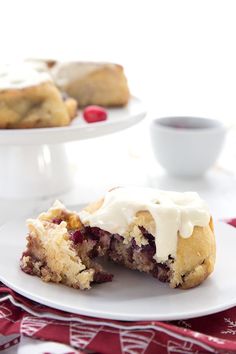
1;219;236;354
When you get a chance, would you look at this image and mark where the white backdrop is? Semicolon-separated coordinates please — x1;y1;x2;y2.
1;0;236;122
1;0;236;217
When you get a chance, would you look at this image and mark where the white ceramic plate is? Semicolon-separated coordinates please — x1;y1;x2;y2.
0;97;146;145
0;220;235;321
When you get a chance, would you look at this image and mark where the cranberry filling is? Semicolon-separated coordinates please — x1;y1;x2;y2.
93;271;113;283
141;244;156;260
152;263;170;282
48;223;172;284
89;247;99;259
51;218;63;225
108;226;171;283
76;226;171;284
70;230;84;244
21;250;31;259
127;247;134;263
22;224;172;286
139;226;156;248
131;238;139;250
20;251;45;276
85;227;101;240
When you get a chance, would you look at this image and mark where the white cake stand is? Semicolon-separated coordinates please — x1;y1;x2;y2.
0;97;146;199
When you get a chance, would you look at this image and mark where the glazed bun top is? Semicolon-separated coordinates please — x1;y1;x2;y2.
0;63;52;91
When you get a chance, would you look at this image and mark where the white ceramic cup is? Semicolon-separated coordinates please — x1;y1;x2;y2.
150;116;226;178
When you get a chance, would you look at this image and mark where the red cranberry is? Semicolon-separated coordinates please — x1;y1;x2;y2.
139;226;156;248
127;247;134;263
228;219;236;228
131;238;139;250
70;230;84;244
93;272;113;283
152;263;170;282
86;227;100;240
51;218;63;225
83;105;108;123
89;247;99;259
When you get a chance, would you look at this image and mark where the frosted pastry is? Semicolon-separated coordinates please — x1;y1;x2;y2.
51;61;130;107
21;187;215;289
0;64;77;129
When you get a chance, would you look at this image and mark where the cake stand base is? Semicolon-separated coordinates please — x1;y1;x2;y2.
0;144;73;199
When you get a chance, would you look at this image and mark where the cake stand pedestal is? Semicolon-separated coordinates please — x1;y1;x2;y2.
0;144;72;199
0;97;146;199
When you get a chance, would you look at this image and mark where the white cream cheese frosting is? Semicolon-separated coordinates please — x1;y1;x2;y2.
0;63;51;90
52;62;117;87
78;187;210;263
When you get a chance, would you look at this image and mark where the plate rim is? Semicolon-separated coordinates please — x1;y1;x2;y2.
0;220;236;321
